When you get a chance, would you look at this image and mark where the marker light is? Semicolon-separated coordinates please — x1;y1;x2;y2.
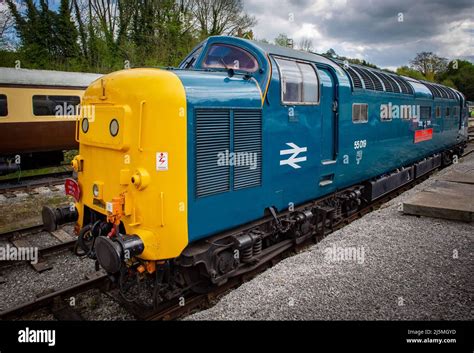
81;118;89;133
93;184;100;198
109;119;119;137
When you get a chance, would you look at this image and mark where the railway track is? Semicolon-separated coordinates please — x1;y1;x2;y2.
0;170;72;196
0;224;76;272
0;272;109;320
0;148;469;321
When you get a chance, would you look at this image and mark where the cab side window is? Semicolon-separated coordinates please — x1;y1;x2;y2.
180;46;203;69
275;57;319;105
202;44;259;72
420;106;431;120
0;94;7;117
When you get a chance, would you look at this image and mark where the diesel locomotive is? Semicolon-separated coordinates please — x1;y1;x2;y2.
43;36;468;304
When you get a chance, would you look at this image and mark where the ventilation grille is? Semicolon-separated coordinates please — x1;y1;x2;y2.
345;67;363;89
377;72;401;93
373;72;394;92
364;69;384;91
438;85;455;99
352;66;375;90
389;74;413;94
423;82;443;98
233;110;262;190
341;61;417;95
195;109;230;197
445;87;455;99
435;85;448;98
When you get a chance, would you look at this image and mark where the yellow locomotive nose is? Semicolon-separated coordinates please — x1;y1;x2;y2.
74;68;189;264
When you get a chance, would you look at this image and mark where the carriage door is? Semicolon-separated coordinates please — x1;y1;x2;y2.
318;66;338;164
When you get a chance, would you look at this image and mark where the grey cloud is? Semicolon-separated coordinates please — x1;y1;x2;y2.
244;0;474;68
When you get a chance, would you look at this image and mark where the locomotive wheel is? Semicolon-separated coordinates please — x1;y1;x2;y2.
442;151;452;166
75;224;95;257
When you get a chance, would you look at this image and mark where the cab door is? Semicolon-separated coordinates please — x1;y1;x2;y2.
318;66;338;163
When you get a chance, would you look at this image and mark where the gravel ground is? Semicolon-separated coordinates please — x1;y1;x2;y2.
71;289;134;321
0;184;72;233
0;250;97;312
0;184;133;320
187;153;474;320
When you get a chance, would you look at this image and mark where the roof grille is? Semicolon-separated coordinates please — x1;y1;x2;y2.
345;66;363;89
423;82;443;98
445;87;457;99
364;69;384;91
389;74;414;94
436;85;452;99
377;72;401;93
352;66;375;90
372;72;394;92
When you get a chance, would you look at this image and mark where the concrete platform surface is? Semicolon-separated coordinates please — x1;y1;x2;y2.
403;165;474;222
186;151;474;321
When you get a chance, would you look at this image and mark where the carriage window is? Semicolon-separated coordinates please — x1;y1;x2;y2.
446;107;450;117
180;46;203;69
352;103;368;123
33;95;80;116
435;106;441;118
453;107;458;117
202;44;258;72
275;58;319;104
0;94;7;117
420;106;431;120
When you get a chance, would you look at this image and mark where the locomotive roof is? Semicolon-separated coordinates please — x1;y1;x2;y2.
249;40;344;71
209;36;462;101
0;67;102;88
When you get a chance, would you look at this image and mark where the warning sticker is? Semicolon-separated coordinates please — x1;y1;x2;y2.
156;152;168;171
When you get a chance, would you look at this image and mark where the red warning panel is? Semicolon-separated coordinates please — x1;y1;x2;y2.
414;128;433;143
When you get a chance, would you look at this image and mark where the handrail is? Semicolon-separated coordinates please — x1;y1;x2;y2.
138;100;146;152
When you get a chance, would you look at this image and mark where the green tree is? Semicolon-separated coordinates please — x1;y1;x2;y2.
324;48;337;58
439;60;474;100
410;51;447;81
56;0;80;59
275;33;291;47
3;0;257;72
396;66;427;81
193;0;256;39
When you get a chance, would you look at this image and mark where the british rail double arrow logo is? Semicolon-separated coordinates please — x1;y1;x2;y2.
280;142;308;169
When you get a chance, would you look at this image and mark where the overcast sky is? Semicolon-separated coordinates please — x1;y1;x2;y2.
243;0;474;70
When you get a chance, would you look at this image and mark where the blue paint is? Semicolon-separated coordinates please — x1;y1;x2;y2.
174;36;468;243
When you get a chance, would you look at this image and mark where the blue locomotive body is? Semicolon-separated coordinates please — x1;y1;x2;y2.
175;36;468;244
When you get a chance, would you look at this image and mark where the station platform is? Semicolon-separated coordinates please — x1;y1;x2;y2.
187;151;474;321
403;168;474;222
